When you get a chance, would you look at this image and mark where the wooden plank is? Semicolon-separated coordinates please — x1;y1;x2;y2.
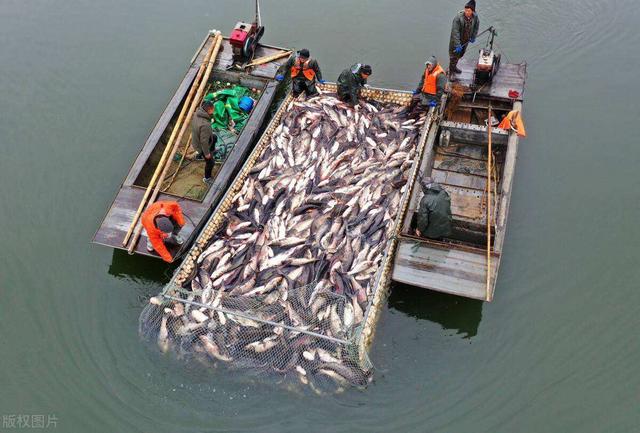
432;168;488;191
392;240;498;300
493;101;522;254
437;141;487;160
434;153;488;177
453;59;527;102
441;121;509;146
448;187;486;221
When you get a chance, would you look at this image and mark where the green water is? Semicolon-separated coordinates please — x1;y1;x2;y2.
1;0;639;431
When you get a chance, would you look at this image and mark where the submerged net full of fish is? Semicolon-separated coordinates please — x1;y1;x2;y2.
140;93;426;391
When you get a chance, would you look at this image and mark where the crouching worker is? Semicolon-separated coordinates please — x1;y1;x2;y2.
275;49;325;98
141;200;185;263
337;63;372;106
191;99;218;185
416;178;452;240
409;56;447;112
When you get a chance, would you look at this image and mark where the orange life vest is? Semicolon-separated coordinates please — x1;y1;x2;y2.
498;110;527;137
421;64;445;95
291;58;316;81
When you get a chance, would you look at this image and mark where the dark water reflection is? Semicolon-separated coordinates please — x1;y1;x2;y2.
389;284;483;338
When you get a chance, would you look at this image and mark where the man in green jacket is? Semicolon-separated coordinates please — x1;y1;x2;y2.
275;49;325;98
337;63;372;106
416;178;452;240
191;100;218;185
449;0;480;75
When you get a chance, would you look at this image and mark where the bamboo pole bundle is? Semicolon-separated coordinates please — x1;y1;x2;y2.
127;33;224;254
121;33;219;247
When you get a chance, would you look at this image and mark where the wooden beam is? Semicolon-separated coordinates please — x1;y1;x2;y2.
243;50;292;68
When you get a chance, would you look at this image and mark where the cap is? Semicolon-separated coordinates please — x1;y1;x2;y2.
155;216;174;233
425;56;437;66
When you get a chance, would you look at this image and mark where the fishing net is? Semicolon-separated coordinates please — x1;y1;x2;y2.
206;85;252;131
140;88;431;392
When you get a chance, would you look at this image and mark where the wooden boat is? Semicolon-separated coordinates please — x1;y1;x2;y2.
92;33;290;261
391;57;527;301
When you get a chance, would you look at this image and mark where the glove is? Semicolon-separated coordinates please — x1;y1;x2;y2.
454;44;463;54
412;90;419;95
428;100;438;108
470;37;476;44
275;74;285;82
318;79;326;84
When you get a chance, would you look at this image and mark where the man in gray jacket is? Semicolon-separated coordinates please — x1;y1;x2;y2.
410;56;448;112
191;100;217;184
449;0;480;75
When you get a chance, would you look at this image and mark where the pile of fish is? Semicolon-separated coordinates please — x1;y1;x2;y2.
144;93;427;390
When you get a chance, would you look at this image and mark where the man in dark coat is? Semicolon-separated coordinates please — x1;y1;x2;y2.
337;63;372;106
449;0;480;75
416;178;452;240
275;49;325;98
190;100;218;185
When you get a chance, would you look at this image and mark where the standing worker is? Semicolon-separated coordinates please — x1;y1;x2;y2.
415;178;452;240
337;63;372;106
449;0;480;75
141;200;186;263
410;56;448;111
191;100;218;185
275;49;325;98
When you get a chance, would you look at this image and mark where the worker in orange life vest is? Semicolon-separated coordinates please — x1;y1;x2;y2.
275;49;325;98
141;201;186;263
411;56;448;111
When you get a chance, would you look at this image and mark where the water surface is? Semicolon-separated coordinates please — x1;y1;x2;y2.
1;0;639;431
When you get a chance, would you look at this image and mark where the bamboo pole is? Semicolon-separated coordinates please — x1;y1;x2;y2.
121;34;218;247
486;106;493;301
242;50;292;68
126;33;224;254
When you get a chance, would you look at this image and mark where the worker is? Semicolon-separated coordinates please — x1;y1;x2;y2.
191;99;218;185
411;56;448;111
415;178;452;240
337;63;372;106
275;49;325;98
449;0;480;76
141;201;186;263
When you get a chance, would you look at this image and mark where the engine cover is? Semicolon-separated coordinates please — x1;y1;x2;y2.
230;22;252;48
474;48;498;86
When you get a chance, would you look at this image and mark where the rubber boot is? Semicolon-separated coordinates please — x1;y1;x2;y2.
449;57;462;75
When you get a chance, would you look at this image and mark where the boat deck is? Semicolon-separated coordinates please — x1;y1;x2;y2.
452;56;527;101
